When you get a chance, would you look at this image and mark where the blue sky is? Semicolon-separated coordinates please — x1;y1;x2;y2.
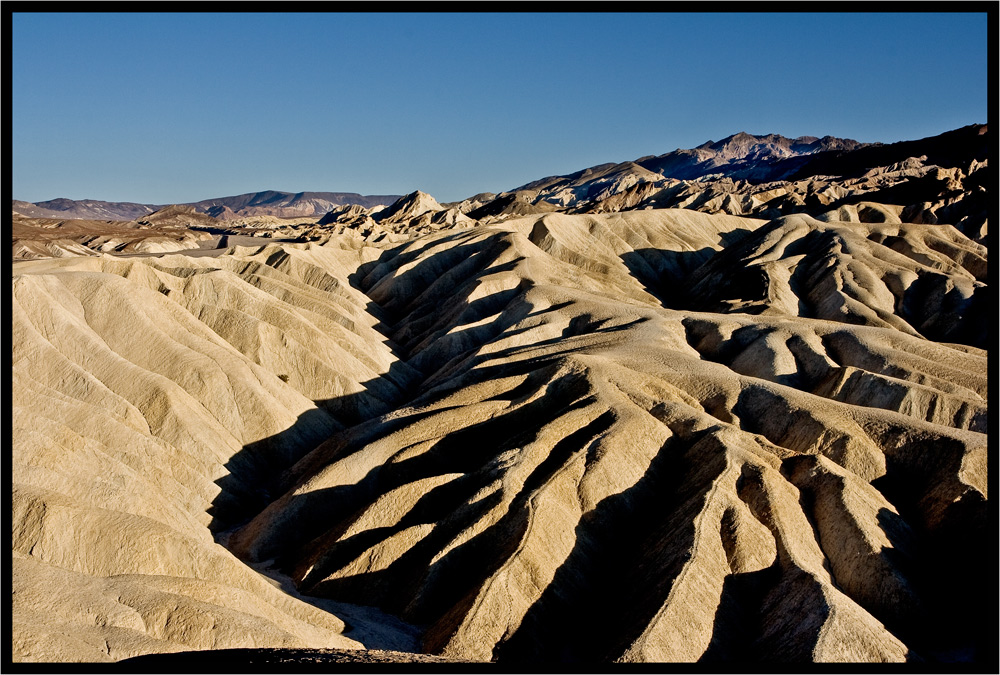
11;11;989;204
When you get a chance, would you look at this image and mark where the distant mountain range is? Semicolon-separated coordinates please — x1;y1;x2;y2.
13;124;987;226
481;124;986;243
514;124;987;198
12;191;402;222
517;133;870;196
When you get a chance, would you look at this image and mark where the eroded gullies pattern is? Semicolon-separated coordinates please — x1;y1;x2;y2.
11;210;988;663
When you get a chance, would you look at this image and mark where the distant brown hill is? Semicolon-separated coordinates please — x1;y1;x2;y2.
11;205;219;259
191;191;402;219
12;198;158;221
13;190;402;221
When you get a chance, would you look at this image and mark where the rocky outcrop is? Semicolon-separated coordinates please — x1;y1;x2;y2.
373;190;445;224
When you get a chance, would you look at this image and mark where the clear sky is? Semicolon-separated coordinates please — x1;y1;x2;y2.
11;11;989;204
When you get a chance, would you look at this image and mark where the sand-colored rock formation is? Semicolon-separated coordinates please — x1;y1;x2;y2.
11;204;988;664
684;214;988;348
373;191;444;224
11;242;420;661
227;212;986;664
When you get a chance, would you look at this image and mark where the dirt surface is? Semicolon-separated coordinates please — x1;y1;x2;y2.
120;647;480;666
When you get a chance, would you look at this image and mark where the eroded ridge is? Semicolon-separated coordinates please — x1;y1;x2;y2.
11;242;416;661
230;213;987;663
11;210;988;664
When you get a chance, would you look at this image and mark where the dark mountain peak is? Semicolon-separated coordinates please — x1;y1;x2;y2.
697;131;867;161
35;197;81;210
505;124;984;220
705;132;788;159
632;130;871;182
716;130;761;145
146;203;200;217
134;204;218;228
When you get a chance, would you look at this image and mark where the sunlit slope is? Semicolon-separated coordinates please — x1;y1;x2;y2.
11;242;416;661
